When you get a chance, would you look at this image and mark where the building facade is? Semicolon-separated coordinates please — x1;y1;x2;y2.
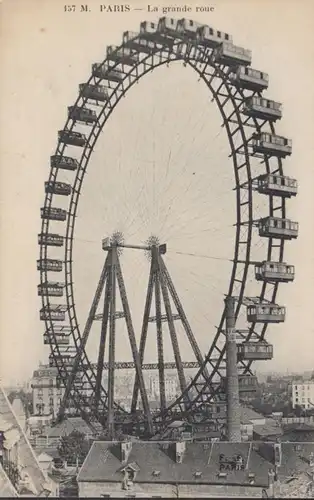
31;364;64;417
292;381;314;410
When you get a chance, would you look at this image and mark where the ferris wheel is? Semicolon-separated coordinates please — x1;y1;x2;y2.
37;17;298;436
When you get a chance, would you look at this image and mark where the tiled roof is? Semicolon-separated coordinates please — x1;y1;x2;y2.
77;440;270;487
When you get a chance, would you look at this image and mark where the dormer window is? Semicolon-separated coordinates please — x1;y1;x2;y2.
194;471;202;478
152;470;160;477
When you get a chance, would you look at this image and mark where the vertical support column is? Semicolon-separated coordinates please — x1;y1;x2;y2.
225;295;241;442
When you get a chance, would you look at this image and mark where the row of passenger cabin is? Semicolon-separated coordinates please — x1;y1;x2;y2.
237;342;273;361
38;233;64;247
255;261;295;283
41;207;67;221
106;45;139;66
37;282;64;297
140;17;233;48
68;106;97;124
242;97;282;121
40;305;66;321
247;304;285;324
230;67;269;91
37;259;63;272
252;132;292;158
92;63;124;83
259;217;298;240
51;155;78;171
45;181;71;196
58;130;86;147
79;83;109;102
257;174;298;198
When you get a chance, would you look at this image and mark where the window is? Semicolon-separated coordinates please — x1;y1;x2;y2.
189;20;193;27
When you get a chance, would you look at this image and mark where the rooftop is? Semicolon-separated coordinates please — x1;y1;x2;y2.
44;416;102;438
240;406;266;423
77;440;272;487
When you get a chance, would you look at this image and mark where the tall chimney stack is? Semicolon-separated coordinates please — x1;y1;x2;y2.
225;295;241;442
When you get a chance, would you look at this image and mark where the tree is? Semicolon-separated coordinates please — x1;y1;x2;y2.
57;431;91;465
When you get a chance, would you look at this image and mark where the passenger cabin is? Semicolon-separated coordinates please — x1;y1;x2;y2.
237;342;273;361
157;17;179;37
43;333;70;345
58;130;86;147
238;375;258;393
68;106;97;124
38;233;64;247
37;282;64;297
255;261;295;283
176;18;204;38
45;181;71;196
257;174;297;198
196;25;232;48
229;67;269;91
79;83;109;102
213;42;252;67
140;20;174;46
106;45;139;66
242;97;282;121
40;306;66;322
50;155;78;171
259;217;298;240
252;132;292;158
123;31;156;54
40;207;67;221
37;259;63;272
247;304;286;323
92;63;124;83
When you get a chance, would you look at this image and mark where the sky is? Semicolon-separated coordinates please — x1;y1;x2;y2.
0;0;314;387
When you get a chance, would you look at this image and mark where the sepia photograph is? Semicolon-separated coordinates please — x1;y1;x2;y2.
0;0;314;497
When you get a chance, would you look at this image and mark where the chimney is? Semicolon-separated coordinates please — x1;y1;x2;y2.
225;296;241;442
120;440;132;463
175;441;186;463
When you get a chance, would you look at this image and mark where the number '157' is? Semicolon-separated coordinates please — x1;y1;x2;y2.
64;5;76;12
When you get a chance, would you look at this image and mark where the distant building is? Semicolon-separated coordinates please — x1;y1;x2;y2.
149;375;178;401
292;381;314;410
31;363;64;417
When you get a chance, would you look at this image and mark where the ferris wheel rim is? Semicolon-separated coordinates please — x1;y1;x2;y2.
39;24;288;425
